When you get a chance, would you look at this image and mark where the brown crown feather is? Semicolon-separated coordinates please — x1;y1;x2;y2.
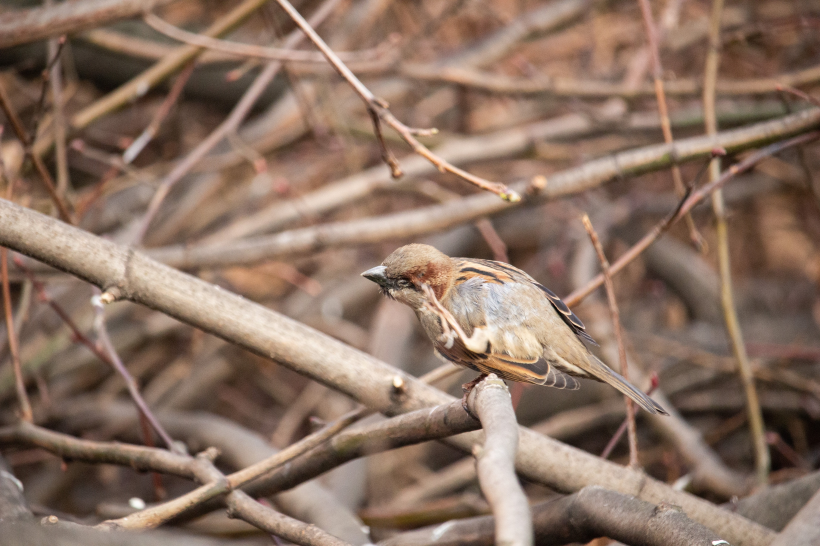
382;244;456;300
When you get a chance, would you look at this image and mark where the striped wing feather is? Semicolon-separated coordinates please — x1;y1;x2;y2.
534;284;597;346
454;258;598;346
435;345;580;390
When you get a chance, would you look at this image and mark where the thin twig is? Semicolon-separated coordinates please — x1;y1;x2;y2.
474;218;509;262
601;374;659;460
123;60;196;165
0;161;33;422
46;33;71;196
31;35;67;134
702;0;769;485
636;0;704;250
91;293;180;454
581;215;638;468
271;0;520;202
143;13;382;64
0;81;73;223
777;84;820;108
0;187;32;422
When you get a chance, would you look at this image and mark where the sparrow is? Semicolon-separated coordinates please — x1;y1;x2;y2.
362;243;668;415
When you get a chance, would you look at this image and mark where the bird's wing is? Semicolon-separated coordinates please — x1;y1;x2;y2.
533;283;597;346
433;258;585;388
435;345;580;389
453;258;597;345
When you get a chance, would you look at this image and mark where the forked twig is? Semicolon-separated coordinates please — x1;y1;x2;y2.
271;0;521;202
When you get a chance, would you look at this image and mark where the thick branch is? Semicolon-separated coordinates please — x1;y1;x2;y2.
770;487;820;546
468;375;532;546
0;0;176;48
379;486;727;546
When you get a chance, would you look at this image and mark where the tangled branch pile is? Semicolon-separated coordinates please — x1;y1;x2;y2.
0;0;819;545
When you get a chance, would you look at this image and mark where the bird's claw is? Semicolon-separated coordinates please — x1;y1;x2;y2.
461;374;487;420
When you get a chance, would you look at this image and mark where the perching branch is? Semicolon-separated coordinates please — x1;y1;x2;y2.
467;375;532;546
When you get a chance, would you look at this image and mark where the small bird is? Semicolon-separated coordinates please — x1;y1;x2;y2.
362;244;667;415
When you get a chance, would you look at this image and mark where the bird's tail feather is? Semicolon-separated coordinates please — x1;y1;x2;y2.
588;355;669;416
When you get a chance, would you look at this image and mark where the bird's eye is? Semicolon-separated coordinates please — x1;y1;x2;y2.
396;278;412;289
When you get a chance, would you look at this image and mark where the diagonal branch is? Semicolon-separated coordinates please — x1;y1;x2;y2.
271;0;520;202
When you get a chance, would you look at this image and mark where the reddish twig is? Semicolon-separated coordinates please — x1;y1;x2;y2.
582;215;638;468
563;131;820;307
0;164;33;421
776;84;820;108
91;293;180;453
636;0;704;250
0;81;73;223
1;182;32;422
474;218;509;263
601;374;659;460
12;257;178;453
30;35;67;137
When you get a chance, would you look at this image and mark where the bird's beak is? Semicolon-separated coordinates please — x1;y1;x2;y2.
361;265;388;286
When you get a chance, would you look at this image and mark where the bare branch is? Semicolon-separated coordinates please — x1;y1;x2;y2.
379;486;727;546
467;375;532;546
0;0;176;48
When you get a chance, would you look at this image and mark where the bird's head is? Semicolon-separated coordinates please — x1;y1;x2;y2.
362;244;455;308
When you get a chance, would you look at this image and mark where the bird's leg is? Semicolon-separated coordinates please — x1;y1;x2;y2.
421;284;490;353
461;373;488;417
